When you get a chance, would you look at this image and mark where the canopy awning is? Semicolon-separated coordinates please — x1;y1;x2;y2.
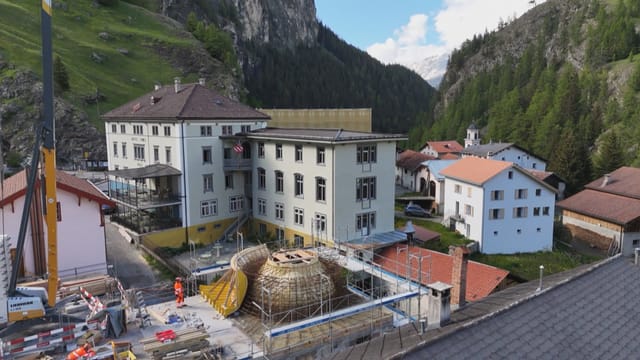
105;164;181;179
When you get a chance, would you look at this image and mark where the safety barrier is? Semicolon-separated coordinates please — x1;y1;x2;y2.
1;320;99;358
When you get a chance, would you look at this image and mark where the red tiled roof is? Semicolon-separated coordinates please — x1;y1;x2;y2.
557;189;640;225
426;140;463;154
396;150;435;171
439;152;461;160
1;170;113;207
440;157;512;185
374;245;509;302
527;169;553;182
102;83;270;121
584;167;640;199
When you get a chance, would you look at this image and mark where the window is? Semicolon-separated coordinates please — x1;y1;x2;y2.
222;125;232;135
229;195;244;212
316;177;326;202
542;206;550;216
356;144;377;164
258;142;265;158
356;177;376;201
533;207;540;216
134;144;145;160
113;142;118;157
535;189;542;196
315;213;327;233
258;168;266;190
165;147;172;164
121;143;127;158
356;212;376;231
515;189;528;199
517;229;522;234
152;126;159;136
513;207;528;218
276;228;285;240
295;173;304;197
133;125;143;135
294;235;304;248
241;125;251;133
454;184;462;194
489;208;504;220
111;124;117;133
202;146;212;164
508;171;513;179
164;126;171;136
153;146;159;162
225;173;233;189
275;144;283;160
259;223;267;235
258;198;266;215
467;187;473;198
294;207;304;226
275;171;284;193
203;174;213;193
491;190;504;200
317;147;325;164
200;126;212;136
464;204;474;216
223;148;231;160
120;124;126;133
200;200;218;217
295;145;303;162
275;203;284;221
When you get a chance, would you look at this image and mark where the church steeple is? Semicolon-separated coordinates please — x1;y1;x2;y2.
465;123;480;148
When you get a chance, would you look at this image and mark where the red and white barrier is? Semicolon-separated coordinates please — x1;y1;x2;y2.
1;320;99;358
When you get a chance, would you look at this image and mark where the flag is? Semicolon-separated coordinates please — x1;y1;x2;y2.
233;143;244;153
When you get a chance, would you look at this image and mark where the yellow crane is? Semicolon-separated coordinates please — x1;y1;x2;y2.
2;0;57;323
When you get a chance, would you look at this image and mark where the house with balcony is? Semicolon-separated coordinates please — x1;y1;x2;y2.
557;167;640;256
103;79;406;248
103;78;269;246
440;157;556;254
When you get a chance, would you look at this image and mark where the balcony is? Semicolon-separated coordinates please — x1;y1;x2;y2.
224;158;252;171
111;188;182;209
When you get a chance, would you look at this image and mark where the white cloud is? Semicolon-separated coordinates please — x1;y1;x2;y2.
366;0;545;68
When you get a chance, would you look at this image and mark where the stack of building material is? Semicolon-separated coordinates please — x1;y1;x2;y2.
58;275;117;298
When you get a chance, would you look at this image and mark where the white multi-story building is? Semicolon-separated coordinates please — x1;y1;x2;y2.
245;128;404;246
440;157;556;254
103;79;406;247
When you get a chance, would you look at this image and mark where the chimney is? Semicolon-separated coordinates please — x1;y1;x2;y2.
450;245;469;308
198;78;206;86
154;84;161;91
427;281;452;329
601;174;611;187
174;77;181;93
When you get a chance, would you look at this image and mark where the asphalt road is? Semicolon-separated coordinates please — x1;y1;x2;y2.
104;218;162;289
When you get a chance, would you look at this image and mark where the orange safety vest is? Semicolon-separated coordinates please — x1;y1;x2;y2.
67;345;91;360
174;280;183;296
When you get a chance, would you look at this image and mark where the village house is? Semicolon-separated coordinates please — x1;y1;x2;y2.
0;169;114;280
557;167;640;256
102;79;406;248
440;157;556;254
395;149;434;193
419;140;463;160
422;159;458;214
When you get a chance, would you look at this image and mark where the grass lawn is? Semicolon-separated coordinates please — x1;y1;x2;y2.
396;217;603;281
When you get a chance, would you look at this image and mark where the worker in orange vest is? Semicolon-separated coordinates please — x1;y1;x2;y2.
66;343;95;360
174;277;184;307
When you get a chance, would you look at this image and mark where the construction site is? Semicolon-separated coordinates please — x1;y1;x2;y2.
0;227;458;360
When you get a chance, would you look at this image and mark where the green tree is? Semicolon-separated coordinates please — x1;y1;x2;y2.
549;127;591;195
53;55;70;92
592;130;625;178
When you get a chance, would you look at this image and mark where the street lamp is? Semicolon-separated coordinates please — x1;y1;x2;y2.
536;265;544;292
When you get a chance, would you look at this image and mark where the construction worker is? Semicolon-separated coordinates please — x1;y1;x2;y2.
174;277;184;307
66;343;94;360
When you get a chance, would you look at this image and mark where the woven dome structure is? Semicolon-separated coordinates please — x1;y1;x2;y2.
245;249;335;318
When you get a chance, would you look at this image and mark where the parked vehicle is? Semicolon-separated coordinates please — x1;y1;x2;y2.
404;204;431;218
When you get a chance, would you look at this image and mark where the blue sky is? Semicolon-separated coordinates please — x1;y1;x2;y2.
315;0;545;66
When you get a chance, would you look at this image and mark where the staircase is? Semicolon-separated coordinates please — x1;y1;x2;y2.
135;290;152;328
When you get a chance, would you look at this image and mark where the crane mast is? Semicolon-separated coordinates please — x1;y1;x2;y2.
8;0;58;308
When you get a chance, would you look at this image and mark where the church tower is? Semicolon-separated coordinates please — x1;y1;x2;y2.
465;123;480;148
